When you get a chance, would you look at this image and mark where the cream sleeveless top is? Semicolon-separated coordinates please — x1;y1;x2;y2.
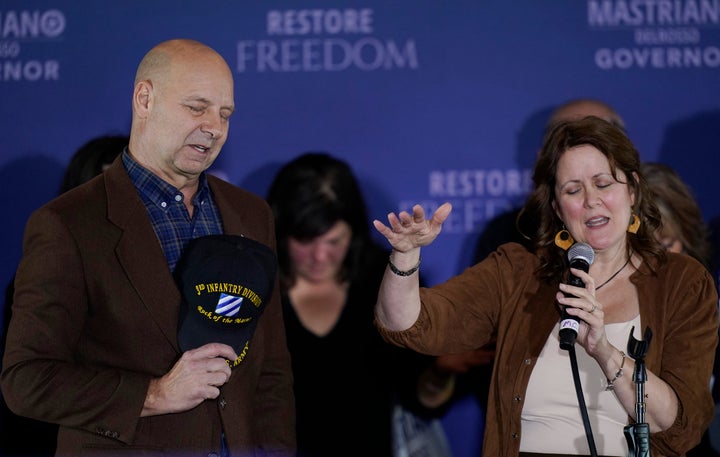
519;315;642;456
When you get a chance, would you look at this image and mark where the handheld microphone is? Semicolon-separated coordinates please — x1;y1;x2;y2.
559;242;595;350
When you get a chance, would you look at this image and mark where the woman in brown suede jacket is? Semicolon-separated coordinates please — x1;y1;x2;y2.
372;116;718;457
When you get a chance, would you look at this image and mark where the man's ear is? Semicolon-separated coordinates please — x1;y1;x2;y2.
133;80;153;118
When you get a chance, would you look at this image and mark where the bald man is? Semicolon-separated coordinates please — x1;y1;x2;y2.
547;98;625;131
1;39;295;456
473;98;626;262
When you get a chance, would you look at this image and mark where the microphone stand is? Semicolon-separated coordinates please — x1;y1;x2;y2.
624;326;652;457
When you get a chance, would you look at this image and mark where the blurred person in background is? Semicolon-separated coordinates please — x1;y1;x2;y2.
267;152;441;457
640;162;712;270
59;135;129;193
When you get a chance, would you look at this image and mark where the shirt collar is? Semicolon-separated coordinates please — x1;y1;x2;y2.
122;149;211;210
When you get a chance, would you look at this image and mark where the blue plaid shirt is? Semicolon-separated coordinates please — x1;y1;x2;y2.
122;150;223;272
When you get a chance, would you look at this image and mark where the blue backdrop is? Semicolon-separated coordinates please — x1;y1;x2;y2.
2;2;720;456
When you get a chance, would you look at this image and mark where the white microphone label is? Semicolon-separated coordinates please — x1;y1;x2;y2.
560;319;579;333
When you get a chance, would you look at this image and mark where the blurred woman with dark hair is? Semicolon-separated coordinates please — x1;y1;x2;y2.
267;152;432;457
640;162;712;271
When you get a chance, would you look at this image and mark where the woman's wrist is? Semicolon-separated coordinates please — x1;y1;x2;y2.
599;346;629;391
388;255;421;276
389;249;421;270
604;350;626;391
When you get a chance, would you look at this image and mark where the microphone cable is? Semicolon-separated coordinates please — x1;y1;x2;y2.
569;344;599;457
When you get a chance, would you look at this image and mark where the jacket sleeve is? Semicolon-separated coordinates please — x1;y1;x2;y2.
1;206;149;442
649;260;719;455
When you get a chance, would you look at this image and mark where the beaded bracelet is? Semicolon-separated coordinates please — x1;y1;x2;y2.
605;350;626;391
388;255;421;277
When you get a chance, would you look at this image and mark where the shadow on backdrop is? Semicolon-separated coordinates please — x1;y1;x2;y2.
1;156;64;457
238;160;284;199
657;109;720;224
657;109;720;290
0;156;64;320
455;105;554;274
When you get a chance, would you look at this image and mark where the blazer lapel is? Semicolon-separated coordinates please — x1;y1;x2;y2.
105;158;181;352
209;177;250;237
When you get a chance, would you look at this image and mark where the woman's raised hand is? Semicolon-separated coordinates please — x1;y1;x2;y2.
373;203;452;253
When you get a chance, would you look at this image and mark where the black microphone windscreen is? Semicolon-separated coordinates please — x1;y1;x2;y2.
559;242;596;350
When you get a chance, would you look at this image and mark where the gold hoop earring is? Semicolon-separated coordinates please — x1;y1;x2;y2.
628;212;640;234
554;227;574;250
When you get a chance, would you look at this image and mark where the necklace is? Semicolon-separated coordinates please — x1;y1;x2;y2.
595;255;632;290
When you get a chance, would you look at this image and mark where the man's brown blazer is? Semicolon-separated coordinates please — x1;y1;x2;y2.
1;157;296;456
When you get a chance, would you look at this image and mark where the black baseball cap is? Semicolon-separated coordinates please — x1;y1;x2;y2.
175;234;277;368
